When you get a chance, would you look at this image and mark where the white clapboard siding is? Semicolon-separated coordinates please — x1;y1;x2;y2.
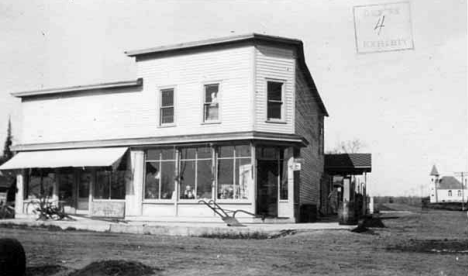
21;46;254;144
137;45;253;139
254;44;295;134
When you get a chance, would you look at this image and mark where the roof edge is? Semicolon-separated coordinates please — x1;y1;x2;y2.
11;78;143;98
10;131;307;151
125;33;302;57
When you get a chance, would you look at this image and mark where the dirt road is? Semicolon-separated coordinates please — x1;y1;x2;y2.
1;204;467;275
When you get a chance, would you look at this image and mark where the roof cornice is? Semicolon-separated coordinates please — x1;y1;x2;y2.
11;131;308;152
11;78;143;98
125;33;302;57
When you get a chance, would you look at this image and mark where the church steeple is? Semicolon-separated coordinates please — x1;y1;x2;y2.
430;165;439;177
429;165;440;203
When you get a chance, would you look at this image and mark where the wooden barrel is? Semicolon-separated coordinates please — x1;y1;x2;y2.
338;201;358;225
0;238;26;276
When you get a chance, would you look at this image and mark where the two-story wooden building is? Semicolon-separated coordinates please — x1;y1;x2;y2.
0;34;328;222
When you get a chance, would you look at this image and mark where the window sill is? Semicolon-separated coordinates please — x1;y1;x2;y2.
278;200;289;203
178;200;209;204
215;200;251;204
177;199;250;204
158;124;176;128
143;200;175;204
201;121;221;125
265;120;287;124
92;199;126;202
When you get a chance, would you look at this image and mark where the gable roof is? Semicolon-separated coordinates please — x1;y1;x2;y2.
126;33;328;116
430;165;439;176
325;153;372;175
438;176;463;190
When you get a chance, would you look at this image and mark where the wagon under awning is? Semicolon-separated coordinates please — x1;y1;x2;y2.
0;147;128;170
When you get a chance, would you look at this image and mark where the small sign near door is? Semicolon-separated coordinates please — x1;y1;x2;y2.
293;163;302;171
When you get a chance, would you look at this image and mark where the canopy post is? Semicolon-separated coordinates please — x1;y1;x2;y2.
15;171;24;215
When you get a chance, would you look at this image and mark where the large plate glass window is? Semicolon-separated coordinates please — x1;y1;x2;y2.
94;157;127;200
179;147;213;200
203;84;219;122
25;168;55;200
145;148;176;200
217;145;251;200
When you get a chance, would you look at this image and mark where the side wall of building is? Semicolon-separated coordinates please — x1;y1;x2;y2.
295;69;324;207
435;189;468;203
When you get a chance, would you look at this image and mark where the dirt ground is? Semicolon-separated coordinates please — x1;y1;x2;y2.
1;204;467;276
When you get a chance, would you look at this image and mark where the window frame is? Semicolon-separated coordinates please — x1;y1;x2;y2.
158;86;176;127
93;169;126;201
202;82;221;124
265;79;286;122
178;146;214;201
216;144;252;202
143;148;177;202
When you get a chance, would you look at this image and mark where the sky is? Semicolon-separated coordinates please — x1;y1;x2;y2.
0;0;466;196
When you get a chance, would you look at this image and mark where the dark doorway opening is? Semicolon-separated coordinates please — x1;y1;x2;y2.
256;160;278;217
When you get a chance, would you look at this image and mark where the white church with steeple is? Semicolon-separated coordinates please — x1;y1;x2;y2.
429;165;467;204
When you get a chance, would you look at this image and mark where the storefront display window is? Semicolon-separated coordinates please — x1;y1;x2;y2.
25;168;55;199
58;169;74;203
217;145;251;200
145;148;176;200
94;169;126;200
179;147;213;200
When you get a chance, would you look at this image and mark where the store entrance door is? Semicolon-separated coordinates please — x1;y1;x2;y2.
256;160;278;217
76;170;91;214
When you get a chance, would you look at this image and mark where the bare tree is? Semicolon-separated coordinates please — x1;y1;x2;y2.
326;139;366;154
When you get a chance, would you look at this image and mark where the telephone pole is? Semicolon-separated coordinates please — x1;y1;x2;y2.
454;171;468;211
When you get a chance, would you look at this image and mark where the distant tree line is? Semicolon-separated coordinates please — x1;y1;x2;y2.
374;196;424;206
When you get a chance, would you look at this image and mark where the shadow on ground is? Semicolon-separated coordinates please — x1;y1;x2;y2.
26;260;162;276
388;239;468;255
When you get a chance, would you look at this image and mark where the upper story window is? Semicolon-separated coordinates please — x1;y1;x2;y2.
203;84;219;122
267;81;284;121
160;88;175;125
448;190;452;197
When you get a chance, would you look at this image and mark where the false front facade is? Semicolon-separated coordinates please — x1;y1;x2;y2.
1;34;328;222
